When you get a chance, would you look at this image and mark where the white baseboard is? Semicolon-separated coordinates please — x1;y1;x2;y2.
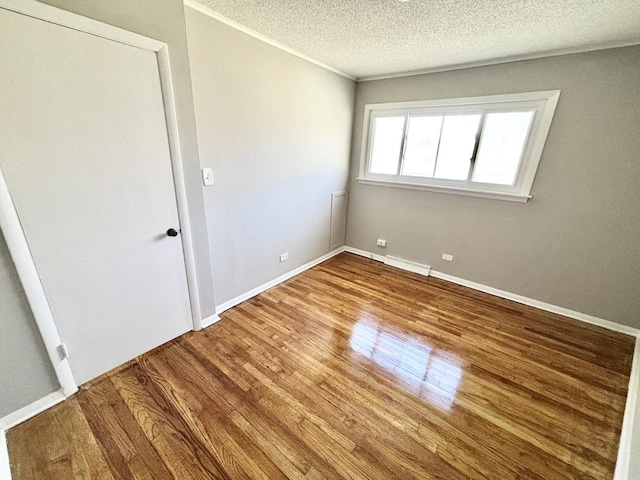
216;247;346;314
384;255;431;277
343;246;386;262
0;390;65;431
344;246;640;337
201;313;221;329
0;429;10;480
614;338;640;480
428;269;640;337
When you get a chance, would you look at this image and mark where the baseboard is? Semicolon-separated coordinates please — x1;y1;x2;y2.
345;247;433;278
343;246;640;337
614;337;640;480
0;429;10;480
0;390;65;431
201;313;221;329
216;247;346;314
343;246;386;262
429;269;640;337
384;255;431;277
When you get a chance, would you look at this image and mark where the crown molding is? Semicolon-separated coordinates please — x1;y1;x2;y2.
183;0;356;81
357;40;640;82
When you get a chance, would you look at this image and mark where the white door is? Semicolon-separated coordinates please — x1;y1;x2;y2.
0;8;193;385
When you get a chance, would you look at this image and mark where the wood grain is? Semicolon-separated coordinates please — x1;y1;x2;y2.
7;253;635;479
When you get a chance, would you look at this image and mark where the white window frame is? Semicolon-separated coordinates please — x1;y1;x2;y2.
357;90;561;202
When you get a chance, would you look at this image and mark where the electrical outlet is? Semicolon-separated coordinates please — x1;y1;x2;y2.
376;239;387;247
442;253;454;261
279;253;289;262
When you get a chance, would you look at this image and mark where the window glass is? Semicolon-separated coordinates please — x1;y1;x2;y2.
360;91;560;201
472;111;534;185
433;114;481;181
369;116;405;175
402;115;443;178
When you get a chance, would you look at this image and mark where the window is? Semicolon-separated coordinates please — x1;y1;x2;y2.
358;91;560;202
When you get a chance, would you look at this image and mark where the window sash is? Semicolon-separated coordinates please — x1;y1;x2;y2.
471;110;536;186
366;106;538;187
359;91;560;201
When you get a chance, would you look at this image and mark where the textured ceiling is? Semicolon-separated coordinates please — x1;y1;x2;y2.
191;0;640;80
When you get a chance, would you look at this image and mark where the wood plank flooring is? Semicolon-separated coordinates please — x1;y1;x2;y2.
7;252;636;479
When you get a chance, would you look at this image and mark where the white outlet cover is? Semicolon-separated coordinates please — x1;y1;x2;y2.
442;254;454;261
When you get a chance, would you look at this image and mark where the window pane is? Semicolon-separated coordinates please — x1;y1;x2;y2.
401;115;443;177
472;111;534;185
433;114;481;181
369;116;405;175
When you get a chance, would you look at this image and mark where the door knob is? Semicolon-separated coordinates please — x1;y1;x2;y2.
166;228;179;237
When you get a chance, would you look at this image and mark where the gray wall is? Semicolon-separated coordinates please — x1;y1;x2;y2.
347;46;640;329
0;232;58;418
185;8;355;305
0;0;216;419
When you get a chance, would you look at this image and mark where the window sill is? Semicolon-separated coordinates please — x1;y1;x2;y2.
355;177;532;203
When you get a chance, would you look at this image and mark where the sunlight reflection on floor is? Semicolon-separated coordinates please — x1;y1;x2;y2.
349;317;462;411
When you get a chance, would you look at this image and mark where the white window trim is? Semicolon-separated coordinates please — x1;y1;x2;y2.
357;91;561;203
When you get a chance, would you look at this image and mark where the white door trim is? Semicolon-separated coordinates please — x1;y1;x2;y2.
0;429;10;480
0;167;78;397
0;0;203;399
155;46;204;330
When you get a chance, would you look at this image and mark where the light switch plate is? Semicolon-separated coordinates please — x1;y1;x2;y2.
202;168;214;186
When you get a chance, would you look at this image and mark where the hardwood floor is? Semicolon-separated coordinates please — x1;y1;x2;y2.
7;252;635;479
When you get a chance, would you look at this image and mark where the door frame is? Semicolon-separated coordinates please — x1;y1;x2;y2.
0;0;204;396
